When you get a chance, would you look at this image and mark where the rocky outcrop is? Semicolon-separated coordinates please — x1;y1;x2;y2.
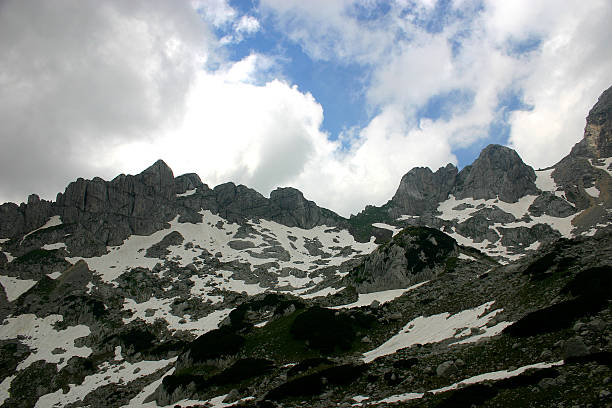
268;187;344;229
454;144;539;203
570;85;612;158
389;164;457;217
0;194;53;238
348;226;462;292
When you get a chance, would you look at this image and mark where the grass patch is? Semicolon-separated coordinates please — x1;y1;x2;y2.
14;249;58;264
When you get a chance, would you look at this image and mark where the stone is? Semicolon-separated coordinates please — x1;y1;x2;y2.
562;336;589;359
436;361;457;377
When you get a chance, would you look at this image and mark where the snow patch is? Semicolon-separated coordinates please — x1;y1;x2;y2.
0;375;15;406
590;157;612;176
42;242;67;251
458;253;476;261
437;195;536;223
176;189;197;197
332;281;428;310
372;223;402;236
0;275;37;302
300;286;344;299
535;169;556;192
190;270;266;299
362;302;510;363
47;271;62;280
585;186;600;198
21;215;62;244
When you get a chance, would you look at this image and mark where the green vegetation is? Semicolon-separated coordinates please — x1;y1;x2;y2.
348;203;394;242
14;249;58;264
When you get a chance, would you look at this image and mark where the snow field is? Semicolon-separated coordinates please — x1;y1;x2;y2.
35;357;177;408
68;211;376;286
122;297;232;337
0;314;92;371
362;301;510;363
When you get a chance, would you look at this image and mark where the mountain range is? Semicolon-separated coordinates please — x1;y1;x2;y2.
0;85;610;408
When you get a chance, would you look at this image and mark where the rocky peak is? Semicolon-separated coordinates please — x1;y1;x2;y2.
389;164;458;216
139;159;175;196
454;144;538;202
269;187;330;229
174;173;206;195
570;85;612;158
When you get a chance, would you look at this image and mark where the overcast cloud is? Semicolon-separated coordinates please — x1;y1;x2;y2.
1;0;611;217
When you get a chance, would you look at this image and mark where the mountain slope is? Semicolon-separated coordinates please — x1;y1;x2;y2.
0;86;610;408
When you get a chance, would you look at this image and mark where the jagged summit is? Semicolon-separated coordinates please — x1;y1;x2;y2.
455;144;538;202
0;87;611;408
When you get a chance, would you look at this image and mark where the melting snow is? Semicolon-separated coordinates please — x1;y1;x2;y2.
36;358;176;408
68;211;376;285
437;195;536;223
0;375;15;406
299;286;344;299
123;297;232;337
362;301;510;363
0;314;91;371
47;271;62;279
190;270;266;298
0;275;37;302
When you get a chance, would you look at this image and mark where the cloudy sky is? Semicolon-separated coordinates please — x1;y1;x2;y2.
1;0;611;216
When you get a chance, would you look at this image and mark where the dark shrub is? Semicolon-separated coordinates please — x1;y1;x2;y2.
266;364;366;400
435;383;497;408
393;357;418;369
561;265;612;299
503;297;607;337
287;358;332;377
187;327;245;363
210;358;274;386
290;307;355;353
119;328;155;353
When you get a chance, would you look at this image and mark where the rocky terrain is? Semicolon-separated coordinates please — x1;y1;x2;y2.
0;86;610;407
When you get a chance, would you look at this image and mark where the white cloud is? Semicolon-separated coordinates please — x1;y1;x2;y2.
501;0;612;167
235;15;261;35
1;0;611;220
0;0;212;203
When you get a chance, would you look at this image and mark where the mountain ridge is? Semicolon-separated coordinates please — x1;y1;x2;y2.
0;85;610;408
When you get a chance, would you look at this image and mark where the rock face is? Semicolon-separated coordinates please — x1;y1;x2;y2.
347;226;495;293
454;144;539;203
389;164;458;217
0;161;344;256
571;85;612;158
268;187;344;229
0;86;611;408
0;194;53;238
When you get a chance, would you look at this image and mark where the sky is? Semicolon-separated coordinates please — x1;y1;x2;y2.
1;0;611;217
